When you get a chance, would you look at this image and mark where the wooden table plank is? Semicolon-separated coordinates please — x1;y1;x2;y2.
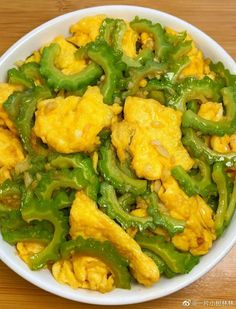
0;1;235;308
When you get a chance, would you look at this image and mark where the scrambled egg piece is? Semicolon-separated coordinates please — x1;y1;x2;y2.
52;255;114;293
0;127;24;183
18;240;114;293
165;27;210;79
25;50;41;63
69;15;137;58
34;86;121;153
211;135;236;153
112;96;194;180
158;176;215;255
203;58;216;80
179;34;205;79
68;15;105;47
180;42;205;79
0;83;22;132
198;101;223;121
52;259;80;289
198;101;236;153
52;36;86;75
140;32;154;50
122;25;138;58
17;241;45;265
0;166;11;184
25;36;86;75
69;191;160;286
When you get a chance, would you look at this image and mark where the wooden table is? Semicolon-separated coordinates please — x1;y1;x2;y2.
0;1;235;308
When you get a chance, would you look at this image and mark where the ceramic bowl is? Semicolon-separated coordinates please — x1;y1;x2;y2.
0;5;235;305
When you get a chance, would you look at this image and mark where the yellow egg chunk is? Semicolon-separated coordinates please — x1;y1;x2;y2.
122;25;138;58
34;86;121;153
0;167;11;184
52;256;114;293
180;40;205;79
140;32;154;50
165;27;177;36
69;191;160;287
25;50;41;63
52;36;86;75
166;28;209;80
0;127;24;174
112;96;194;180
211;134;236;153
112;120;136;162
198;101;223;121
72;255;114;293
198;101;236;153
0;83;23;132
68;15;106;47
203;59;216;80
17;242;45;266
158;176;216;255
52;259;80;289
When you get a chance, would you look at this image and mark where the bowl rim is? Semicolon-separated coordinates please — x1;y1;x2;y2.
0;5;236;306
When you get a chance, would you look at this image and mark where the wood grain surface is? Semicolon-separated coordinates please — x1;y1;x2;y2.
0;1;236;308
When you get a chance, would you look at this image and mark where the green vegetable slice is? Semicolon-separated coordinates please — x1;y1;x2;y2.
8;68;34;88
143;249;176;278
146;192;186;236
130;17;171;60
98;140;147;195
212;163;228;237
135;233;199;274
182;86;236;136
3;86;52;154
168;76;221;111
40;43;103;91
171;160;217;197
47;153;100;201
21;190;68;270
98;182;154;231
126;60;167;96
61;236;131;289
182;128;236;166
87;40;126;104
209;61;236;87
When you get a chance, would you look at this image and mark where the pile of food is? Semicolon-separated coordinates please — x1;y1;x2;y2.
0;14;235;293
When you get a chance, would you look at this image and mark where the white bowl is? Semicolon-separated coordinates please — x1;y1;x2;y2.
0;5;235;306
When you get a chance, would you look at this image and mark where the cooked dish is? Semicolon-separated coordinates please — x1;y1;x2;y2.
0;14;235;293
